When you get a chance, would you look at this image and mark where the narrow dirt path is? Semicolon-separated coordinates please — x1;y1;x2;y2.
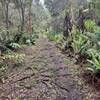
0;37;87;100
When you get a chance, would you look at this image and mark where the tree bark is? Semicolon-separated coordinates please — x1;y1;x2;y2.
5;0;9;32
19;0;25;32
27;0;33;34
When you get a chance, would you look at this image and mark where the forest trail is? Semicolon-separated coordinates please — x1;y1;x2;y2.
0;37;86;100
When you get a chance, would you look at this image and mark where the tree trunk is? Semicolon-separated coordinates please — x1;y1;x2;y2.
17;0;25;32
5;1;9;32
20;0;25;32
27;0;33;34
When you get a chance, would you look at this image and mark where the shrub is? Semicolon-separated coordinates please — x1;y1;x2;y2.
0;58;7;78
8;43;21;50
86;32;100;49
30;34;39;44
25;39;32;46
72;32;89;54
5;53;25;65
87;49;100;75
21;33;38;46
85;20;97;32
47;32;62;43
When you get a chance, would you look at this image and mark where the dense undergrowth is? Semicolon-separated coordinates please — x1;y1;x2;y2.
0;29;39;80
46;19;100;79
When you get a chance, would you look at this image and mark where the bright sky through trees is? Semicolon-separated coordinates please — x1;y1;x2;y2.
40;0;44;4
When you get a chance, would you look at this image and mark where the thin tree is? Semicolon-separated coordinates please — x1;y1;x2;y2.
5;0;10;33
27;0;33;34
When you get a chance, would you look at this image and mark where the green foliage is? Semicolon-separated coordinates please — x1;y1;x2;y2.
70;25;100;74
86;31;100;49
95;32;100;48
0;53;25;78
72;32;89;54
87;49;100;73
0;58;7;77
94;26;100;33
21;33;38;46
5;53;25;65
85;20;96;32
21;33;30;43
30;34;39;44
0;29;21;51
9;43;21;50
47;32;62;43
0;29;13;44
25;39;32;46
0;28;38;52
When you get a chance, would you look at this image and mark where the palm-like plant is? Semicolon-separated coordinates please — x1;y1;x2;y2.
86;31;100;49
87;49;100;74
72;32;88;54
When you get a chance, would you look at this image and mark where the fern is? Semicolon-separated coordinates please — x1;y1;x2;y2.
87;49;100;73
